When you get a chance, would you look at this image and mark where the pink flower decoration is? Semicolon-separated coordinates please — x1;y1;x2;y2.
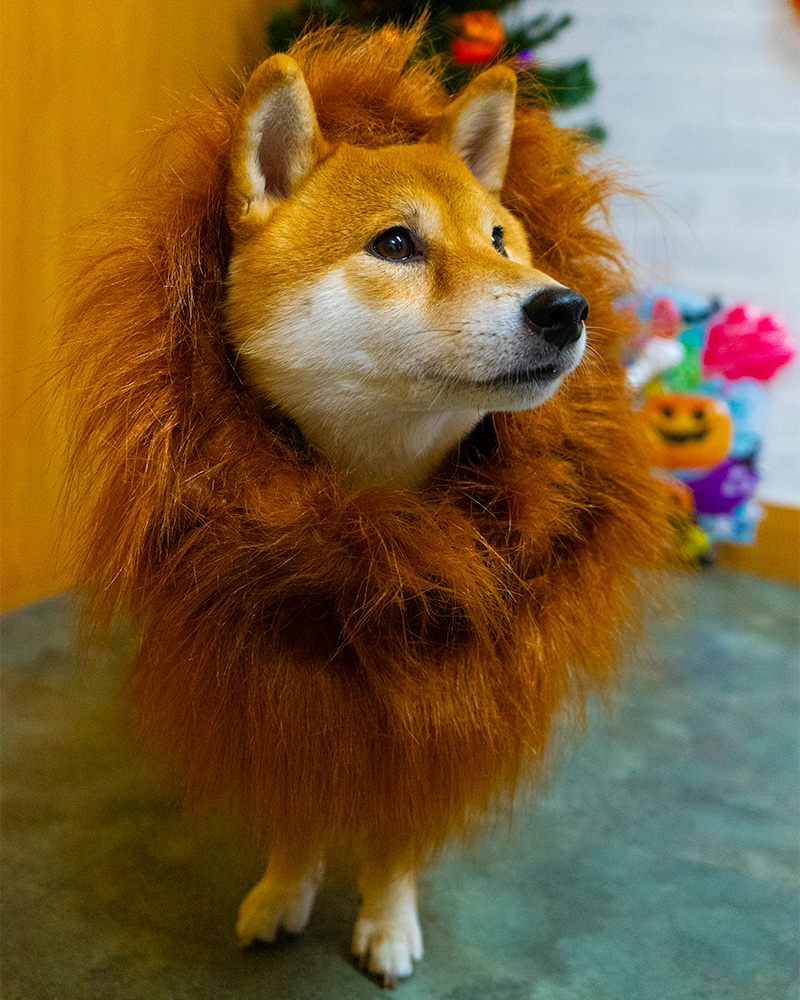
702;303;796;382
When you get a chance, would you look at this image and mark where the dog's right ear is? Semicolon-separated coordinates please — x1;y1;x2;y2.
227;55;325;229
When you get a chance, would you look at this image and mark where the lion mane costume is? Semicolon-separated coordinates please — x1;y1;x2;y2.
64;25;669;867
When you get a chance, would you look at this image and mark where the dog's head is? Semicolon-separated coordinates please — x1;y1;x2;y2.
225;55;587;431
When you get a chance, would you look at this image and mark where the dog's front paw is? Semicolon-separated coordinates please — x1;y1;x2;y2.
352;894;423;988
236;860;324;946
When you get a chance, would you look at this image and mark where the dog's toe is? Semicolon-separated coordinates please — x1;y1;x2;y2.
352;911;423;986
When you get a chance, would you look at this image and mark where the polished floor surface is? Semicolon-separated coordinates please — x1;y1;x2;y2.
2;571;798;999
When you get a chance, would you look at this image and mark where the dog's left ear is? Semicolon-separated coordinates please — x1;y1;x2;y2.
227;54;326;229
431;65;517;196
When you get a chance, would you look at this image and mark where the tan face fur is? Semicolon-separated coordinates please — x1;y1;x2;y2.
225;56;586;487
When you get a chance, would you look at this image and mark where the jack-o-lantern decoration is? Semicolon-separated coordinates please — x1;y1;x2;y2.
641;394;732;469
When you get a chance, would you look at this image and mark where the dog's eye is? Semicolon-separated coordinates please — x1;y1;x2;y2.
368;227;418;262
491;226;507;257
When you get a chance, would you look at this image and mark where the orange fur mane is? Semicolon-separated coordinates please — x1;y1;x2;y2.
64;25;670;863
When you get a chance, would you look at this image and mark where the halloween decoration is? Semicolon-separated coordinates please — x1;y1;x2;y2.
641;394;733;470
625;288;796;549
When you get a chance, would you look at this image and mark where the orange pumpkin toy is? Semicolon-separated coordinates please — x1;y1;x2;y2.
63;24;670;986
642;394;733;469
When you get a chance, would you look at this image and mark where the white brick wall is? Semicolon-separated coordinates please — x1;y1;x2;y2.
513;0;800;506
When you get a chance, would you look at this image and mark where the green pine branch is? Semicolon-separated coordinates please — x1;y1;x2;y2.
265;2;602;126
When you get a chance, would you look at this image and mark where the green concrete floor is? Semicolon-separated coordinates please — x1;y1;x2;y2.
2;571;798;999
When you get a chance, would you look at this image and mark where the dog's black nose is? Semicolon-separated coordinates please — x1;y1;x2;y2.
522;287;589;350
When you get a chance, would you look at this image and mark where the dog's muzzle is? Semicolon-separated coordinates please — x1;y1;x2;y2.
522;287;589;351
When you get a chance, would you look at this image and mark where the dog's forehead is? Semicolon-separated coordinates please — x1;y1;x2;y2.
322;142;496;227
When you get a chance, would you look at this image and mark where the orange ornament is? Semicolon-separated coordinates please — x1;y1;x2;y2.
452;10;505;65
641;394;732;470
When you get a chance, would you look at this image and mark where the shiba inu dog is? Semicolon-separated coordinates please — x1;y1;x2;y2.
227;52;589;982
64;24;667;991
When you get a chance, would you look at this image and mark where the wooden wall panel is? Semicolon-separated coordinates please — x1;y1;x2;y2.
716;503;800;586
1;0;285;610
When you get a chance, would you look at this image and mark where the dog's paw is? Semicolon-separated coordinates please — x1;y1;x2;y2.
352;903;423;988
236;861;324;946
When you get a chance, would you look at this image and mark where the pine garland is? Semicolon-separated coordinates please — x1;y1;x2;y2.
265;2;604;139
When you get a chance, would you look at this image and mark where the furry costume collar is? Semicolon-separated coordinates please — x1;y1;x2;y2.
64;25;670;864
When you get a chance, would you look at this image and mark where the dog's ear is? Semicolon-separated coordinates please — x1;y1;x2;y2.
228;54;325;227
431;65;517;195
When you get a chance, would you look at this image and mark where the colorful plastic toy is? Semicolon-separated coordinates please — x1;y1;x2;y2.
702;303;796;382
624;290;796;549
641;394;732;470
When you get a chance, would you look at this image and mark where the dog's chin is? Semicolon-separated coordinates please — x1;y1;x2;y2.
437;357;579;412
475;363;564;389
480;369;567;412
430;329;586;410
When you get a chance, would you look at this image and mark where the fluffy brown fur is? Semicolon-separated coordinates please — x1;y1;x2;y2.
64;25;670;866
